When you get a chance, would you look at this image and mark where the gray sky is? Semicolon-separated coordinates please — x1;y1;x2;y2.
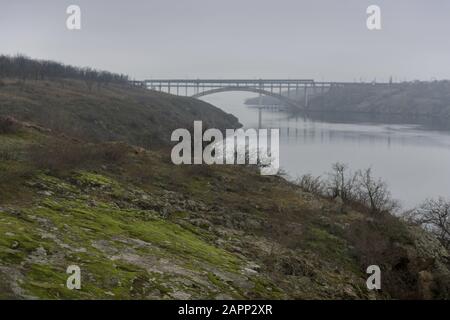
1;0;450;81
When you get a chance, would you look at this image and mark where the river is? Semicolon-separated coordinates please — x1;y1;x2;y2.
201;92;450;210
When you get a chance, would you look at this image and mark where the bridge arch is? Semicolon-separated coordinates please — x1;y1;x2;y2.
191;86;303;110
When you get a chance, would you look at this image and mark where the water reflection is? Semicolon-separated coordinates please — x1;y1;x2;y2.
201;93;450;209
263;112;450;149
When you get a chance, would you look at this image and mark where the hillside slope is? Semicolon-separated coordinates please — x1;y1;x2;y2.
0;66;449;299
0;79;240;147
246;81;450;120
308;82;450;119
0;120;449;299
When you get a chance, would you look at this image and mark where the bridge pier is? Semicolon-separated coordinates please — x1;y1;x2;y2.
304;85;308;108
258;107;262;129
258;83;263;129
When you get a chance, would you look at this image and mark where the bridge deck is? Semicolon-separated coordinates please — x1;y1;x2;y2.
131;79;395;110
133;79;392;87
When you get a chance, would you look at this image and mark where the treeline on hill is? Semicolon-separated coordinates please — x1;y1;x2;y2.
0;54;129;90
308;81;450;118
246;81;450;120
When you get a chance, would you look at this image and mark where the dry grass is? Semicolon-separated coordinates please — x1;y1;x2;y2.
28;138;129;172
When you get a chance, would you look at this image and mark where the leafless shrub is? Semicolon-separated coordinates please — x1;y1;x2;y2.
275;168;288;177
295;174;324;194
355;168;400;214
0;54;129;86
405;197;450;249
325;162;358;201
0;116;21;134
297;163;400;215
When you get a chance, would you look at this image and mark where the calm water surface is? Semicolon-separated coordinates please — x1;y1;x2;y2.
202;93;450;209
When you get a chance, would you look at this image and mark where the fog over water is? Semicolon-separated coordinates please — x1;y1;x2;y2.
201;93;450;210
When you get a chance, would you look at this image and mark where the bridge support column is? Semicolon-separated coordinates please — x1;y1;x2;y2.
258;107;262;129
304;85;308;108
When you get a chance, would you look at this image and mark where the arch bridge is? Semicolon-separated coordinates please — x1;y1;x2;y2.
132;79;392;110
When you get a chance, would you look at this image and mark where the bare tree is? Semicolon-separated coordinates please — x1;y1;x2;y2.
0;54;129;86
405;198;450;249
355;168;399;214
296;164;400;216
296;174;324;195
326;162;358;201
83;68;97;91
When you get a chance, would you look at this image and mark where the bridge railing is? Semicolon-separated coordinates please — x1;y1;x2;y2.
132;79;395;110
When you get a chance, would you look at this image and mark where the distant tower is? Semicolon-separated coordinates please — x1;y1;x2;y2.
389;76;393;85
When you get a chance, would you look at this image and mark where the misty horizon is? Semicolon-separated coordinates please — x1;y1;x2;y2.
2;0;450;81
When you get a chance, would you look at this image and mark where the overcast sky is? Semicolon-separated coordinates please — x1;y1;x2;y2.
1;0;450;81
